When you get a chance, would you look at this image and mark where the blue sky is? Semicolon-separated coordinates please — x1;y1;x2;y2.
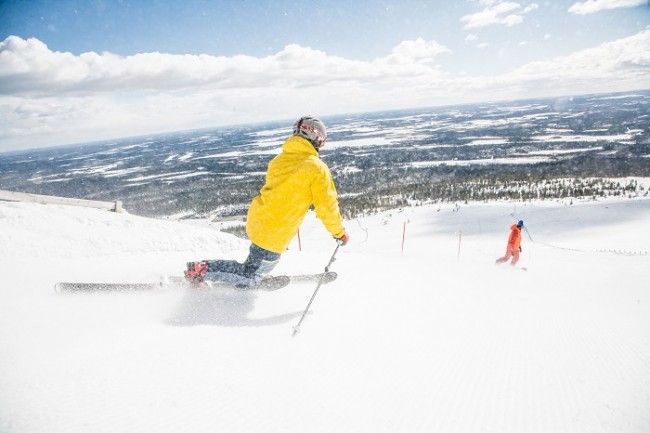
0;0;649;150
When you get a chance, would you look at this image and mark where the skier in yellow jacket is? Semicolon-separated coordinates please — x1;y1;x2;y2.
185;116;349;288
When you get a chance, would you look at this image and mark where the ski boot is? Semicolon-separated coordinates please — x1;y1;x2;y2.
184;261;208;284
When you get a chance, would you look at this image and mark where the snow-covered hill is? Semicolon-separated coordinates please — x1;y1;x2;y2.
1;198;649;433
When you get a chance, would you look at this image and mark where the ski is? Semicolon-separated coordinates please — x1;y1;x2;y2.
54;281;162;292
54;271;337;293
287;271;338;284
187;271;337;291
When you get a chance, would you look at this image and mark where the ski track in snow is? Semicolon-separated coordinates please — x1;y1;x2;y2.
0;199;649;433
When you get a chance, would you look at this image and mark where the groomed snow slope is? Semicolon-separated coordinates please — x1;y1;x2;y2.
0;198;649;433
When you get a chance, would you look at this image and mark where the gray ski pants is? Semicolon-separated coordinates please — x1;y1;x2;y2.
204;243;280;288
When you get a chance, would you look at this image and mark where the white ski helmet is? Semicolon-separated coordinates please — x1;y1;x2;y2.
293;116;327;149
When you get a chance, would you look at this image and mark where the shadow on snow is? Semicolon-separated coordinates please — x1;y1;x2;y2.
165;288;302;327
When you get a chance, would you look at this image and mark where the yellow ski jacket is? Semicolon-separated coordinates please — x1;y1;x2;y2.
246;135;345;254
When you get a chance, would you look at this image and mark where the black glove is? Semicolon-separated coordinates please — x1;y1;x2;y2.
519;246;522;252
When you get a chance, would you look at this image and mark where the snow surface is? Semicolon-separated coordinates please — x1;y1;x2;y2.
408;156;553;167
464;138;510;146
1;198;649;433
531;133;635;143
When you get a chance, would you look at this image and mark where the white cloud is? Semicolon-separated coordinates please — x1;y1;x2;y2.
568;0;647;15
523;3;540;13
464;34;491;49
383;38;451;65
461;1;538;29
1;31;649;150
0;36;450;97
0;36;451;149
503;29;650;87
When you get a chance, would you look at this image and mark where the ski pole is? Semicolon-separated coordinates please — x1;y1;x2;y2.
524;226;533;242
291;241;341;337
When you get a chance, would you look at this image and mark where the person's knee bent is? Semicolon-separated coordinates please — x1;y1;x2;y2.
245;244;281;284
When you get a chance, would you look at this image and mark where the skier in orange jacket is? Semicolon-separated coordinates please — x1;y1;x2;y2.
495;220;524;266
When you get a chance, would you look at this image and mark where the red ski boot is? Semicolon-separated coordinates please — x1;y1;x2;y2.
184;261;208;283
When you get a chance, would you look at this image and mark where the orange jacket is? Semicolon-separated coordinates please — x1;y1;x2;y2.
507;224;522;250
